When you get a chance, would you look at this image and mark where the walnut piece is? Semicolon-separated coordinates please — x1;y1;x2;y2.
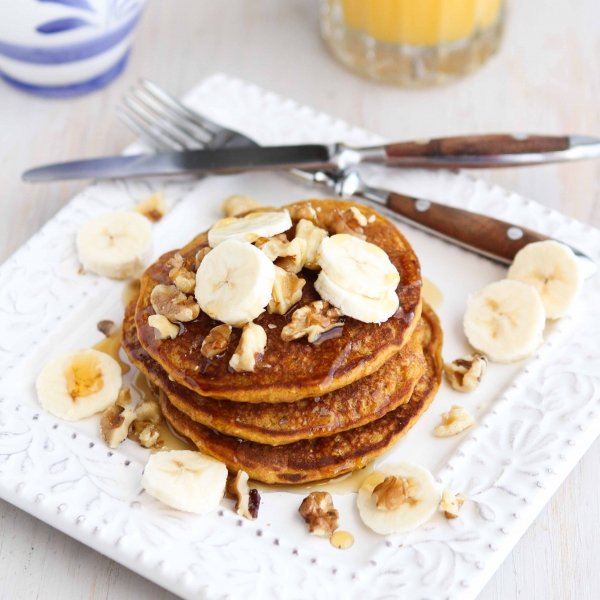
349;206;368;227
134;398;162;424
256;235;306;274
372;476;420;511
298;491;339;537
148;314;179;340
439;490;465;519
100;403;136;449
150;283;200;323
294;219;328;269
115;387;132;408
130;420;161;448
221;194;262;217
96;319;117;338
433;405;475;437
226;470;261;520
201;324;232;358
229;322;267;372
194;246;211;270
281;301;343;343
268;266;305;315
288;203;317;222
167;253;196;294
444;353;487;392
134;193;166;222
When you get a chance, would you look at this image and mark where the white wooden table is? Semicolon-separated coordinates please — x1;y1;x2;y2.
1;1;598;598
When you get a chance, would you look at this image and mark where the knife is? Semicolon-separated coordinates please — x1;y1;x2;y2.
22;134;600;183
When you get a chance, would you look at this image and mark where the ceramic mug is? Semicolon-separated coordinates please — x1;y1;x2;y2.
0;0;146;97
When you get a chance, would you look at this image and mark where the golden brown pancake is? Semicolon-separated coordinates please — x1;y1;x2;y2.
158;304;443;484
134;200;422;403
122;300;427;445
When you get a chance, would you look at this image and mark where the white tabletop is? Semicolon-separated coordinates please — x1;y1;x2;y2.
0;1;598;598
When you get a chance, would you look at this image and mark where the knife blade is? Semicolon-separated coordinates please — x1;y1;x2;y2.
22;134;600;183
22;144;335;183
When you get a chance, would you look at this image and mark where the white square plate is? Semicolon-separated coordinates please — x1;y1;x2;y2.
0;74;599;600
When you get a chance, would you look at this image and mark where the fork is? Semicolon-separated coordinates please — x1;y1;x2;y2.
118;79;594;269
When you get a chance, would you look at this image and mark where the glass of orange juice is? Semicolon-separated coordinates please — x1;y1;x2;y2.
320;0;506;86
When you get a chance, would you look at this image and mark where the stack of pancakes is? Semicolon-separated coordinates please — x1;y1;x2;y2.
122;200;442;484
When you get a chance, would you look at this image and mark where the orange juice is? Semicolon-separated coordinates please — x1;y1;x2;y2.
320;0;505;85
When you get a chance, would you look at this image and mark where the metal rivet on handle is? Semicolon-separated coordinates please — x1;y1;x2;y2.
415;199;431;212
507;226;524;240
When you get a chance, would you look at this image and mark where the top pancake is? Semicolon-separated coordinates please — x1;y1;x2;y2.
135;200;422;402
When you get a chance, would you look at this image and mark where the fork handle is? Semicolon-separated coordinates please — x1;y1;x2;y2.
384;191;551;264
357;134;600;169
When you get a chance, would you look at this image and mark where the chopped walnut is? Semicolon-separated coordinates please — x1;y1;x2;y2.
194;247;211;270
444;353;487;392
268;267;305;315
327;208;366;238
148;314;180;340
349;206;368;227
281;301;343;343
115;387;133;408
256;235;306;274
96;319;117;338
294;219;328;270
439;490;465;519
229;322;267;372
372;476;420;511
288;203;317;222
134;398;162;424
226;470;261;520
221;194;262;217
150;283;200;323
433;405;475;437
201;324;232;358
167;253;196;294
299;491;339;537
100;403;136;448
134;193;167;222
130;420;161;448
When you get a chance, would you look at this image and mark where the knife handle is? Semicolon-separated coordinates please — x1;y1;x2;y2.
385;191;551;264
361;134;581;169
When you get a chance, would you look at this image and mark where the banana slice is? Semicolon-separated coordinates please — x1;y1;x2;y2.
315;270;399;323
317;234;400;300
507;240;583;319
463;279;546;363
76;211;153;279
36;349;122;421
357;463;441;535
195;239;276;325
208;210;292;247
141;450;227;514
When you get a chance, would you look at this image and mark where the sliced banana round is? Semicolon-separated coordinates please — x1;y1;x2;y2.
463;279;546;363
357;462;441;535
36;349;122;421
318;234;400;299
315;270;399;323
208;210;292;247
195;239;276;326
507;240;583;319
76;211;153;280
141;450;227;514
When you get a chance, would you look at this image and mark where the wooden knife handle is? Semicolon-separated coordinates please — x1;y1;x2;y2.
382;134;571;168
386;191;551;264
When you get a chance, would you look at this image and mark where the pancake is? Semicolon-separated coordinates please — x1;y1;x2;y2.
134;200;422;403
122;300;427;445
158;304;443;484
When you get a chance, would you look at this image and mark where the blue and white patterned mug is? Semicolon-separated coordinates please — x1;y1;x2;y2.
0;0;146;97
